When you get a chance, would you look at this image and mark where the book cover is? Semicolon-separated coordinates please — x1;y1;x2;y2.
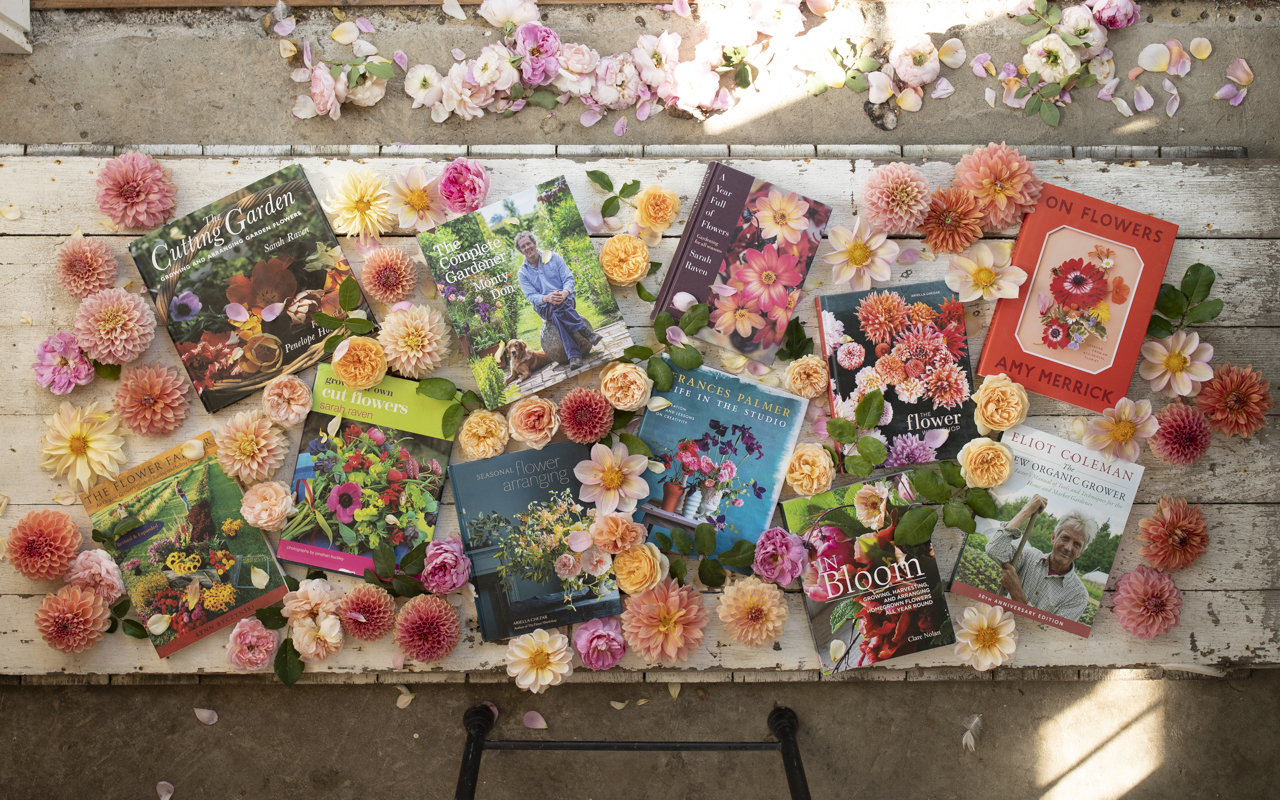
449;442;623;642
781;476;955;671
949;424;1143;638
128;165;371;413
275;364;454;576
976;182;1177;413
80;433;289;658
817;280;979;470
651;162;832;366
416;176;631;410
637;358;807;555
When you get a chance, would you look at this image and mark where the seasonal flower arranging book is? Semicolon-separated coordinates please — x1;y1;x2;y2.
275;363;455;576
651;162;832;366
128;165;371;413
976;183;1177;413
817;280;980;471
449;441;623;642
949;424;1143;638
80;432;289;658
415;176;631;410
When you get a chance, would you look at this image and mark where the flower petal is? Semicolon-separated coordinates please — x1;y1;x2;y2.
451;48;466;61
147;614;172;635
580;109;603;128
392;50;409;70
970;53;992;77
273;16;296;36
1166;93;1180;117
194;708;218;725
931;77;955;99
614;116;628;137
396;690;417;709
665;325;688;347
672;291;697;313
157;782;175;800
866;71;894;104
291;94;319;120
1113;97;1133;117
1189;38;1212;60
1214;83;1240;101
524;711;548;729
1227;58;1253;86
1138;43;1171;72
352;39;378;58
746;360;770;377
442;0;466;20
1128;66;1145;81
1230;87;1248;107
1134;86;1154;112
332;21;359;45
356;16;375;32
939;38;966;69
180;439;206;461
250;566;269;590
985;87;996;108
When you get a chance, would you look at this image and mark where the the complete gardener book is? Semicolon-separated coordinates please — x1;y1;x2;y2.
128;164;371;413
449;441;623;642
80;432;289;658
416;175;631;410
275;363;456;576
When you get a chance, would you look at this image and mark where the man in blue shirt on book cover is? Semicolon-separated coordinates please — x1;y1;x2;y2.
515;231;601;370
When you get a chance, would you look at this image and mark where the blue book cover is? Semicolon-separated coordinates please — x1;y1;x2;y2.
637;358;808;555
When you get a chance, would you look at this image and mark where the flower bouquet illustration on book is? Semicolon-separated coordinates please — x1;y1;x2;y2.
1035;245;1131;351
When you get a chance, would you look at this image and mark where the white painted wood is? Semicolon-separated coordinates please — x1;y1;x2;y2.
0;0;29;55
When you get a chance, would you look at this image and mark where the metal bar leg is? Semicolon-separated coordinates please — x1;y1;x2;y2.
455;705;496;800
768;707;811;800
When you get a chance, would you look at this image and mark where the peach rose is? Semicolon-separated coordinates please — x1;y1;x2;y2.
784;354;829;399
957;437;1014;488
261;374;312;427
633;184;681;244
240;480;296;533
599;234;651;287
331;336;387;391
599;360;654;412
614;542;669;595
785;442;834;497
973;373;1029;435
508;395;559;450
458;409;509;460
589;512;648;555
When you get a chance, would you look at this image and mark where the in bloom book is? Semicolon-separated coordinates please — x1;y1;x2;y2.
782;479;955;671
449;441;623;642
651;162;832;366
275;363;456;576
416;176;632;410
949;424;1143;638
79;432;289;658
976;183;1177;413
128;165;371;413
638;357;807;555
817;280;980;471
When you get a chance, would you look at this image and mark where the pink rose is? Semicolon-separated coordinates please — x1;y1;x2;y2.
262;374;312;427
513;23;562;86
421;536;472;594
226;617;280;673
63;549;125;604
555;552;582;579
632;32;681;99
311;62;341;120
580;545;612;577
573;616;626;670
1088;0;1140;29
553;43;599;95
671;60;720;113
731;497;745;507
367;428;386;445
240;481;295;534
752;527;809;587
438;157;491;214
591;53;642;110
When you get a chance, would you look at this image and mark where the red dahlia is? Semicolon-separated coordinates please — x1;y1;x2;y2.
1042;319;1070;349
1195;363;1273;438
560;388;615;444
1049;259;1109;309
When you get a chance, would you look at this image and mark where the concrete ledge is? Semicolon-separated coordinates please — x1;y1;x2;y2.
198;674;278;685
380;672;467;684
643;670;735;683
202;145;292;157
729;144;816;158
908;667;993;681
1160;145;1248;159
469;144;556;157
0;144;23;157
109;673;199;686
558;144;644;158
1015;145;1074;159
293;672;382;685
0;675;21;686
1075;145;1161;159
22;674;110;686
26;144;113;157
643;144;729;158
817;144;901;158
823;669;908;682
903;144;984;160
994;668;1081;681
735;671;819;683
292;144;381;158
379;144;467;157
1080;667;1165;680
116;144;202;157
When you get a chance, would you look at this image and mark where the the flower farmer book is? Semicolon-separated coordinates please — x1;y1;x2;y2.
80;432;289;658
416;176;631;410
817;280;981;471
637;358;807;556
276;363;455;576
976;182;1177;413
449;441;622;642
128;164;371;413
949;424;1143;638
781;475;955;671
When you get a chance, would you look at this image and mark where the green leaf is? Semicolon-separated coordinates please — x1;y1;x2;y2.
679;303;710;336
1025;95;1042;116
652;530;672;551
1021;27;1050;45
324;332;346;353
856;56;881;73
111;596;131;619
363;568;385;588
844;70;869;92
460;390;482;409
648;261;663;276
693;523;717;556
1180;263;1216;304
338;523;357;545
526;89;560;110
1017;13;1040;24
601;195;621;219
911;469;952;504
671;529;694;555
441;403;466;438
719;539;756;569
347;68;359;89
647;356;674;392
1046;4;1063;24
669;556;688;585
939;460;966;488
1027;72;1040;87
623;345;654;361
964;487;1000;519
509;82;524;99
330;64;343;81
636;282;657;302
1075;73;1098;88
364;60;394;79
311;312;345;330
653;312;677;345
1034;0;1047;15
618;432;653;458
585;170;614;193
854;390;884;431
418;377;457;401
618;180;641;199
943;500;977;534
1040;82;1061;99
698;557;727;588
1039;100;1061;127
392;574;426;598
826;417;858;445
668;344;703;371
830;598;862;634
106;617;118;634
1184;298;1224;325
255;607;289;630
843;455;873;477
274;639;304;687
1058;31;1082;47
122;619;149;639
284;575;300;592
338;276;362;312
372;543;396;581
1014;86;1031;99
735;61;752;88
856;436;888;466
805;73;828;96
344;317;375;335
93;360;121;380
1155;284;1189;320
1146;315;1176;339
894;506;939;547
399;541;428;576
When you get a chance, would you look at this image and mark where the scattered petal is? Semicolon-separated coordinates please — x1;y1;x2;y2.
1098;77;1120;101
897;248;920;265
393;50;409;70
1189;38;1212;60
720;353;749;374
1166;40;1190;78
1113;97;1133;117
939;38;966;70
451;48;466;61
292;95;319;119
637;698;650;706
395;686;417;708
1163;78;1179;95
1227;58;1254;86
392;652;405;670
442;0;465;19
931;77;954;99
970;53;992;78
186;580;201;610
250;566;269;590
157;782;175;800
667;683;681;700
866;71;894;104
645;397;674;417
194;708;218;725
1166;93;1180;117
746;360;770;377
181;438;206;461
610;700;629;710
757;374;781;388
984;87;996;108
333;337;351;362
1214;84;1239;101
829;638;847;662
123;280;145;294
1134;86;1154;112
1138;43;1171;72
52;490;77;505
291;67;312;82
0;494;8;517
665;326;688;347
303;40;312;68
261;302;285;322
327;412;343;438
671;292;697;313
961;714;982;752
98;220;118;232
0;204;19;220
273;16;296;35
580;109;603;128
567;527;592;553
614;116;628;137
331;21;359;45
1071;416;1089;439
709;284;738;298
1230;87;1248;107
147;614;172;635
896;87;922;112
352;40;378;58
582;206;606;233
523;711;547;729
1128;66;1145;81
355;16;375;32
19;312;33;325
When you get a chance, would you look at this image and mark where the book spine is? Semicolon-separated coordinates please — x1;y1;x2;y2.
653;162;720;319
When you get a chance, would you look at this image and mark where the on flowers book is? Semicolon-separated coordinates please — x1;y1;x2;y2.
416;176;631;410
80;432;289;658
275;363;455;576
449;441;622;642
949;424;1143;637
651;162;832;366
128;165;371;413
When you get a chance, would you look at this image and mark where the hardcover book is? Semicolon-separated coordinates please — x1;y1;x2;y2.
128;165;370;413
450;441;623;642
275;364;455;576
949;424;1143;638
976;182;1177;413
416;176;631;410
817;280;979;470
637;358;807;556
80;433;289;658
781;476;955;671
651;162;832;366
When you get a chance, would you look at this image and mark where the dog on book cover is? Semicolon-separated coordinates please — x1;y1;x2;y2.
514;231;604;374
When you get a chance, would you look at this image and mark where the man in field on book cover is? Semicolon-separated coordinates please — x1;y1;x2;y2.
515;231;602;371
986;496;1094;623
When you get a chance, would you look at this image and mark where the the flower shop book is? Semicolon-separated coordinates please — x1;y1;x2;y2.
127;164;371;414
975;182;1177;414
274;364;456;576
817;280;980;471
781;479;955;671
637;357;807;556
650;161;832;366
948;424;1143;638
79;432;289;658
415;175;631;410
448;441;623;642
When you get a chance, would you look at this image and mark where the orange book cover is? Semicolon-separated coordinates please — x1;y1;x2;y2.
976;183;1177;413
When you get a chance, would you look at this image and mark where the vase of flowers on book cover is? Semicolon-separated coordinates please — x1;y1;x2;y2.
657;422;766;523
496;489;616;607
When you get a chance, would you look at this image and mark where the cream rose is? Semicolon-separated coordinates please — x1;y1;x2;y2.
589;512;648;555
261;374;312;428
240;480;296;533
614;542;669;595
973;373;1029;435
957;437;1014;488
507;396;559;450
633;184;681;243
331;336;388;391
599;234;651;287
785;443;834;497
784;354;829;399
599;360;654;412
458;409;510;460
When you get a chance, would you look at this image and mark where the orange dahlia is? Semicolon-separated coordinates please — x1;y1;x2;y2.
952;142;1043;232
360;247;419;305
338;583;398;642
621;577;709;665
918;188;984;254
855;290;910;345
35;585;111;654
6;509;82;581
1137;495;1208;572
1195;364;1272;438
114;363;191;437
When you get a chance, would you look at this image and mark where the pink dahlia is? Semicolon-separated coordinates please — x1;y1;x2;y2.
95;151;177;230
114;363;190;436
573;616;627;671
924;362;970;410
63;549;125;603
74;287;157;365
338;583;398;642
1148;402;1212;467
6;509;82;581
860;163;931;235
214;410;288;485
226;617;280;673
55;231;119;298
421;535;472;595
394;593;461;663
836;342;866;372
438;157;491;214
35;585;111;654
856;290;911;345
33;332;95;396
1137;495;1208;572
1195;364;1273;438
731;245;804;315
360;247;419;305
621;577;709;665
1112;565;1182;640
952;143;1044;232
560;388;615;444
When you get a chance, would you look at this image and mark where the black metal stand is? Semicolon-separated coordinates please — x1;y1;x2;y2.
454;704;811;800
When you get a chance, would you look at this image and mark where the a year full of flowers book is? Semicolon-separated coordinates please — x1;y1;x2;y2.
80;432;289;658
976;182;1177;413
449;441;622;642
949;424;1143;638
128;165;371;413
275;363;456;576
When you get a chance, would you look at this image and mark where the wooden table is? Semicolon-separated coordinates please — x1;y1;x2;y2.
1;153;1276;685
